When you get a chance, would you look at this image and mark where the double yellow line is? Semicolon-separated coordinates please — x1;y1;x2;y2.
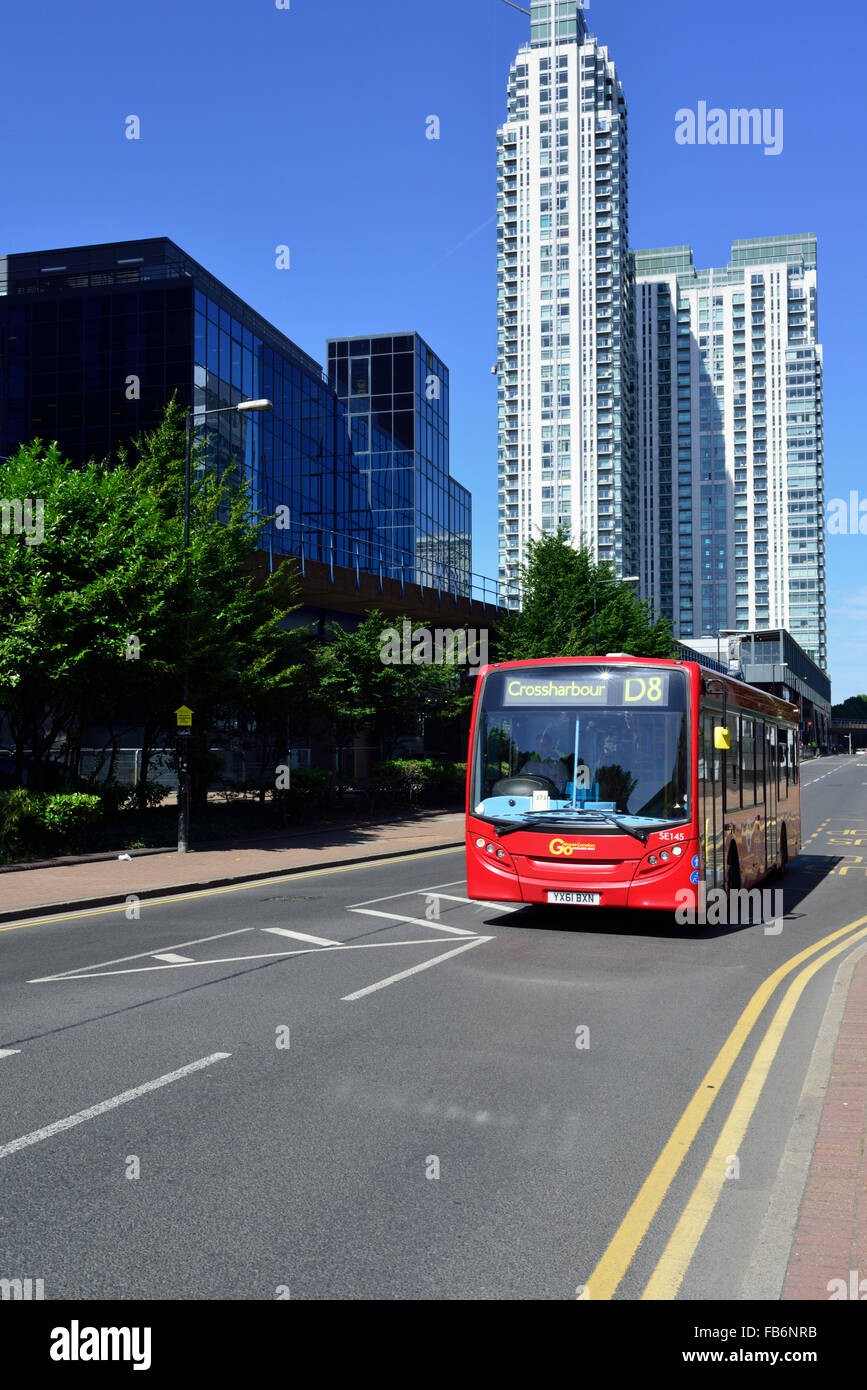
585;912;867;1300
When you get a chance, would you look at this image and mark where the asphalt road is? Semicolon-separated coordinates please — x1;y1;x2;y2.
1;755;865;1300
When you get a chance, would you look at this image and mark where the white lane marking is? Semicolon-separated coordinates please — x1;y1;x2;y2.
0;1053;231;1161
348;908;478;937
418;892;521;913
0;1049;21;1059
152;953;195;964
261;927;340;946
348;879;467;908
30;928;255;981
29;939;468;982
342;936;494;1002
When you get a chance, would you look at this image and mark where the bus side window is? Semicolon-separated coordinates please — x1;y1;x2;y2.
742;718;755;808
757;718;767;804
729;715;741;810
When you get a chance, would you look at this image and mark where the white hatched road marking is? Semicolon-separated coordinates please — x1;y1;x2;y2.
342;937;494;1002
416;892;521;913
0;1053;231;1161
29;939;478;982
152;953;195;964
262;927;340;946
348;879;467;908
0;1049;21;1059
348;908;478;937
27;928;255;981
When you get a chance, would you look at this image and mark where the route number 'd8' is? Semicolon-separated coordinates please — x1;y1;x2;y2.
624;676;664;704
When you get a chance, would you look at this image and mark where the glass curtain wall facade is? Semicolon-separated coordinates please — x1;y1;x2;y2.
0;242;196;466
634;236;826;670
192;289;377;568
327;333;471;588
497;0;637;593
0;239;402;570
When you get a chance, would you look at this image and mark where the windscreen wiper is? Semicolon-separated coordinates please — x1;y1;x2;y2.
492;811;652;845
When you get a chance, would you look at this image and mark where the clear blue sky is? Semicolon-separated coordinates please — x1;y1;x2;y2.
3;0;865;698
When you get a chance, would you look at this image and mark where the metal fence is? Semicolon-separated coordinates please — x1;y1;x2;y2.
266;517;520;610
2;746;311;790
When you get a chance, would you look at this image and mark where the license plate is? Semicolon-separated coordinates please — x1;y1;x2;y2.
547;891;601;906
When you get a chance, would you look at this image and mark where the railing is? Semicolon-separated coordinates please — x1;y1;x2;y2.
675;643;732;677
1;747;310;790
268;517;520;610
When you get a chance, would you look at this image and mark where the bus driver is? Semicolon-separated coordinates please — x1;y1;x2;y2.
519;728;568;794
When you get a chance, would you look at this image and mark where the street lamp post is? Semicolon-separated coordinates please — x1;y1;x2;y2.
178;397;273;854
593;570;639;654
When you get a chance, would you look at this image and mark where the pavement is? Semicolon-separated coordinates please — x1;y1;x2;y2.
0;809;466;922
779;946;867;1300
1;802;865;1302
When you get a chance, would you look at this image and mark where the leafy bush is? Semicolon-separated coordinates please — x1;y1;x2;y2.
275;768;333;810
41;793;102;836
93;780;130;817
127;778;170;810
371;759;466;806
0;789;102;860
0;789;43;856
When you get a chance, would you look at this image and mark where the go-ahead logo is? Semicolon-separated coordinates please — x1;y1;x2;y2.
549;838;595;856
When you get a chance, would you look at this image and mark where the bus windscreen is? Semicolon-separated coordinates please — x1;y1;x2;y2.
472;666;690;825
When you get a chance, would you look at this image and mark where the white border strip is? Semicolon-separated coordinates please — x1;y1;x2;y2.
0;1053;231;1161
348;908;478;938
342;936;493;1002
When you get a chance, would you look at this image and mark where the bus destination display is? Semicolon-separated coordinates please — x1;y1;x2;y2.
500;671;671;709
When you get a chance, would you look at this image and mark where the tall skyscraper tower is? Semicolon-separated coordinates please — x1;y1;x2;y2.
634;236;826;669
497;0;636;592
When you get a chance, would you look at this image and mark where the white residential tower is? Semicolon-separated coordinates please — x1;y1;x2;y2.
497;0;636;591
634;236;826;669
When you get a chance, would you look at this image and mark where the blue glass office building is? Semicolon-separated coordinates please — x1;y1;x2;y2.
0;239;470;581
327;333;471;588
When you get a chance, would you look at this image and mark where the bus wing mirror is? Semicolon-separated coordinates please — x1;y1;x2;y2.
714;727;731;751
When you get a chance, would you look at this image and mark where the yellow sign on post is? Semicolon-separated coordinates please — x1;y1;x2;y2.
175;705;194;729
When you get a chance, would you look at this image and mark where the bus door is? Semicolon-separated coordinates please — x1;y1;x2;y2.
765;725;778;869
700;712;725;889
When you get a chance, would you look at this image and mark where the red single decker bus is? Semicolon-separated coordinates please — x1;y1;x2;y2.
466;654;801;911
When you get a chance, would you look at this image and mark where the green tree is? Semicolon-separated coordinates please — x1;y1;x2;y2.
494;530;674;662
313;611;471;772
117;401;308;809
0;438;178;786
0;404;306;806
832;694;867;719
